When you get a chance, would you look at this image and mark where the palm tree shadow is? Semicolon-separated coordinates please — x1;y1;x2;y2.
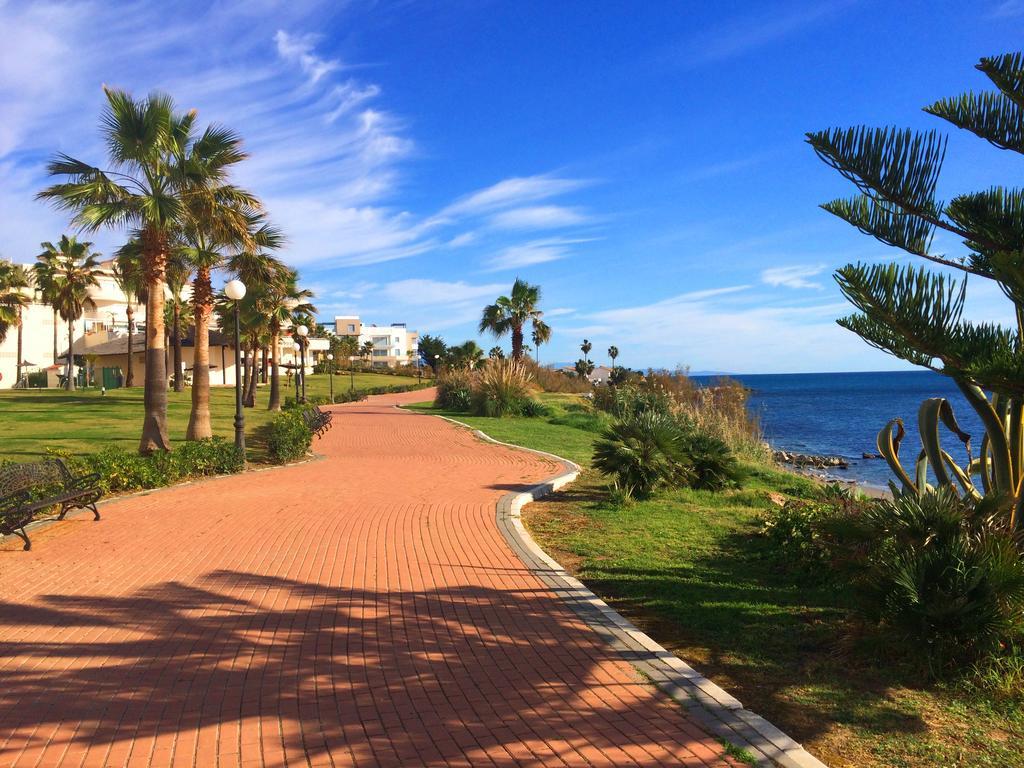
0;570;734;766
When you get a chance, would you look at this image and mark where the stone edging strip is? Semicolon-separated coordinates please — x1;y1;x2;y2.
424;412;827;768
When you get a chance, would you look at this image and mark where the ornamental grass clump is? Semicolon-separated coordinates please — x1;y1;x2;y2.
471;358;537;417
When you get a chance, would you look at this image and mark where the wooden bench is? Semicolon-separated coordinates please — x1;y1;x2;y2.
0;459;102;550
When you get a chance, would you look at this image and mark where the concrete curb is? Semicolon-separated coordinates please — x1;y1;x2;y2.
424;412;827;768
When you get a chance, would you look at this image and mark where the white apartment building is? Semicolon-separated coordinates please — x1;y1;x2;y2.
333;315;419;368
0;259;244;389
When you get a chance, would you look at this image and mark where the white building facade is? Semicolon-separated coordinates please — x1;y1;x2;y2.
333;316;419;368
0;259;246;389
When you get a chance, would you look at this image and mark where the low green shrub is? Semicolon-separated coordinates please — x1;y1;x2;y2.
171;438;245;477
682;433;743;491
548;409;610;433
854;490;1024;667
761;499;839;575
332;390;366;403
435;368;474;412
592;410;691;499
262;410;313;464
518;398;551;418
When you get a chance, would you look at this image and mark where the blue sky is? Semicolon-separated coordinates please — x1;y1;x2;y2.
1;0;1022;373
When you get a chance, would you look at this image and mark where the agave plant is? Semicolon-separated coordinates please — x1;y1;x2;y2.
809;52;1024;527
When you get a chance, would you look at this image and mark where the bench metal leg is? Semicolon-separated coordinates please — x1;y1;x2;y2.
13;528;30;551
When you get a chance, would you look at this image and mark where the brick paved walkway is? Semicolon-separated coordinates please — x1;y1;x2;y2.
0;392;742;767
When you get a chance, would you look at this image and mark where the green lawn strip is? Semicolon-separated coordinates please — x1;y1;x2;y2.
406;396;1023;767
0;372;425;463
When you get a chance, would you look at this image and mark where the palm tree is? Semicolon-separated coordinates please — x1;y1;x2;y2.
479;278;545;361
488;346;505;359
33;243;64;365
257;267;314;412
450;340;484;370
33;236;101;390
181;178;269;436
0;261;32;385
164;251;191;393
360;339;375;369
38;87;255;454
608;345;619;374
111;249;145;387
531;320;551;364
581;339;592;367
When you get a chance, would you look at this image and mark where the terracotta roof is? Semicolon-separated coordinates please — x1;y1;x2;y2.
61;329;232;359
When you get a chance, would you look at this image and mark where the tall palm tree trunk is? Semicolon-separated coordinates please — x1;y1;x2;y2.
244;340;258;407
125;305;135;387
261;346;269;384
15;306;23;386
511;325;524;361
186;267;213;440
268;329;282;411
65;318;75;391
139;233;171;455
172;300;184;392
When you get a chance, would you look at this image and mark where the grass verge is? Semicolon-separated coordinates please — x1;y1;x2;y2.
1;372;425;462
406;394;1024;768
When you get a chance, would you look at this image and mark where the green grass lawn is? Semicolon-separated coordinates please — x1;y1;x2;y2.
1;372;426;462
406;394;1024;768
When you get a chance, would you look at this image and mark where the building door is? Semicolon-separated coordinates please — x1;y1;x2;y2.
101;367;122;390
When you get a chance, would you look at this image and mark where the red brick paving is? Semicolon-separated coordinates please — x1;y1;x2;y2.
0;391;741;767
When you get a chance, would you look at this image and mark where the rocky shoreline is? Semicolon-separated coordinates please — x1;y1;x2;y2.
771;449;890;497
771;450;849;470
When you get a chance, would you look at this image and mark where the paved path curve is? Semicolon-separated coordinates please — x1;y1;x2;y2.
0;392;742;767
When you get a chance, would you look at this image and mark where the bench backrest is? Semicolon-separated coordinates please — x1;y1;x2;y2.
0;459;72;499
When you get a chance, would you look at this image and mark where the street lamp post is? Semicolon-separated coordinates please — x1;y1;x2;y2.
326;353;335;402
349;356;355;392
296;325;309;403
224;279;247;454
434;354;440;379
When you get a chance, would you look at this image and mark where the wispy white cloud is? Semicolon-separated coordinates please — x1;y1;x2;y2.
990;0;1024;17
679;150;780;183
670;1;854;68
545;307;576;317
274;30;340;84
761;264;827;290
380;279;509;306
489;205;588;230
440;174;594;219
570;287;875;374
484;237;597;272
447;232;477;248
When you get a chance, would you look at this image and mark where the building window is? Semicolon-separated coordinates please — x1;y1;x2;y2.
348;324;355;332
372;350;388;357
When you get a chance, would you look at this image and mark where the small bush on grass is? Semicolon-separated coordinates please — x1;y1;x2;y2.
172;438;245;477
854;490;1024;668
592;411;691;499
528;361;592;393
682;432;743;490
435;368;475;412
45;439;245;495
262;410;313;464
